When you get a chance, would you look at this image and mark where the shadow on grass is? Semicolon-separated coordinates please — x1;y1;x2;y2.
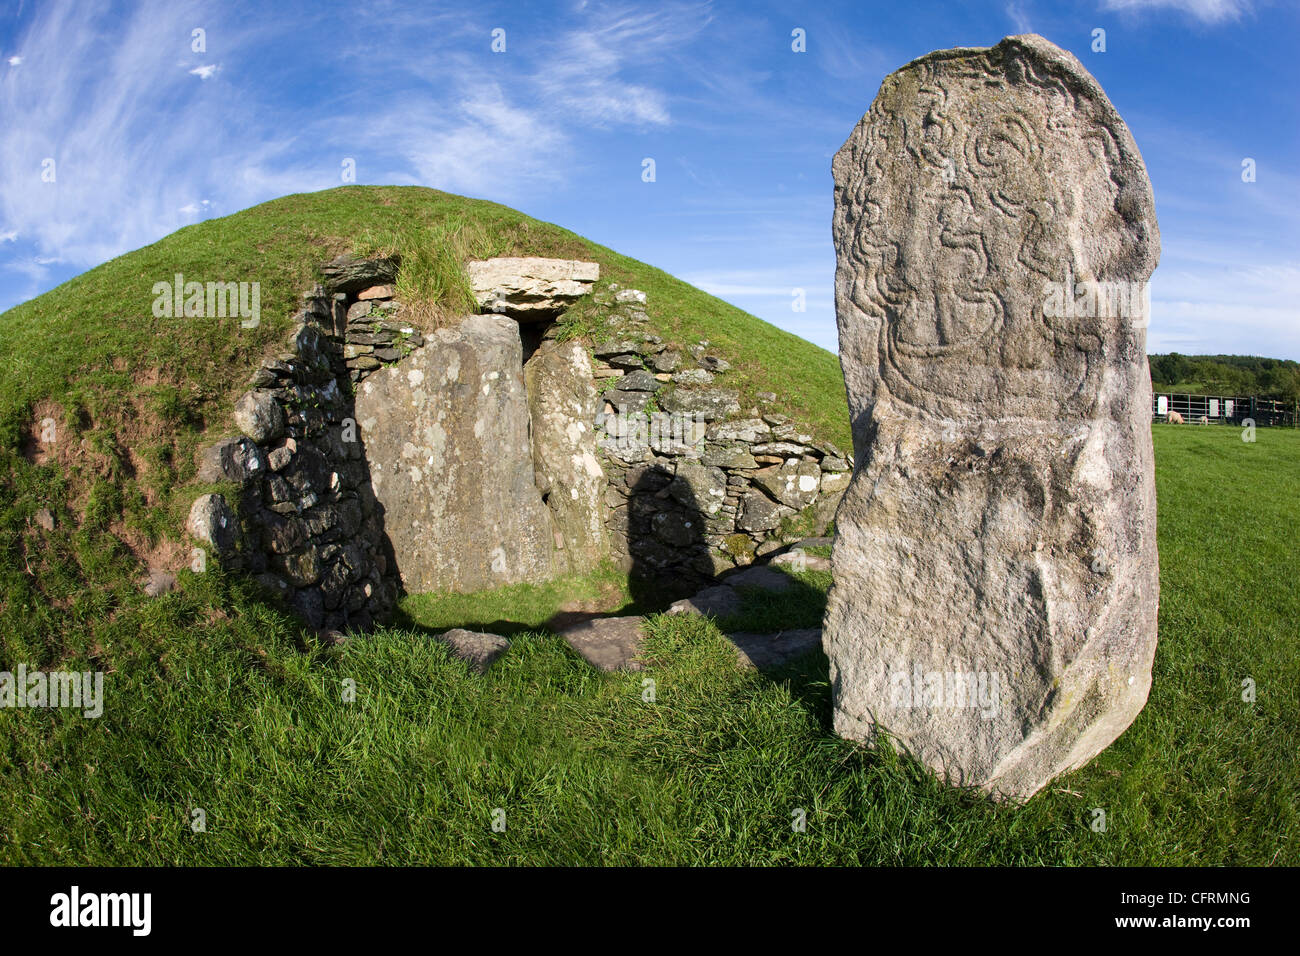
710;573;836;731
769;648;836;732
390;577;685;640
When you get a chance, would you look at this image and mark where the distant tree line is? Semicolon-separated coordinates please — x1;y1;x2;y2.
1148;354;1300;403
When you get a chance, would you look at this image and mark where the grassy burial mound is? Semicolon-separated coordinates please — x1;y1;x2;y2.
0;185;849;663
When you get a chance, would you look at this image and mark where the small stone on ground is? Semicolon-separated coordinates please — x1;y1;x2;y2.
559;616;647;672
771;550;831;572
667;584;742;618
437;628;511;674
142;569;176;598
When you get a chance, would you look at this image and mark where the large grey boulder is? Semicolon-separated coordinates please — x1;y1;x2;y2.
466;257;599;319
355;314;556;593
186;493;239;559
824;35;1160;801
524;339;608;573
197;436;265;485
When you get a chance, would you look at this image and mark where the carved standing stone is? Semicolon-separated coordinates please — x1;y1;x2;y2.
825;35;1160;800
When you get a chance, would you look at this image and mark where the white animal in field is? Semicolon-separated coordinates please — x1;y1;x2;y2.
1167;410;1184;424
1199;415;1209;425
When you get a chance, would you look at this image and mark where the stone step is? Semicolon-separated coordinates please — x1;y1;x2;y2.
667;584;742;618
770;550;831;572
719;564;796;593
559;616;648;672
436;629;510;674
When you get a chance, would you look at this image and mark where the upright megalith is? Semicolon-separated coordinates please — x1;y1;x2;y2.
524;339;608;573
824;35;1160;800
355;314;556;594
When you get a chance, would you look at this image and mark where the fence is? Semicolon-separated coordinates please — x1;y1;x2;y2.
1152;392;1298;428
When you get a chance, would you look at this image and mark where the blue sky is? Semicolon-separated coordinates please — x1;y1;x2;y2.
1;0;1296;358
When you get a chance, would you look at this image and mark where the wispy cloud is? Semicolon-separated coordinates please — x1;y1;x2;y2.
3;257;54;284
530;6;697;127
1150;263;1300;355
1099;0;1253;23
0;0;696;283
1006;2;1035;33
374;83;571;198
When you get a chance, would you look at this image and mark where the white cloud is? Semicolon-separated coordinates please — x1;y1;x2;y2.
0;0;696;288
1006;2;1034;33
3;258;53;282
531;9;689;127
0;230;16;242
1099;0;1252;23
7;56;21;66
1149;262;1300;356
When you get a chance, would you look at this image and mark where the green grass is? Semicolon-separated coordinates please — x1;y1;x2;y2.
350;214;518;324
0;185;1293;864
399;562;636;635
1;423;1296;865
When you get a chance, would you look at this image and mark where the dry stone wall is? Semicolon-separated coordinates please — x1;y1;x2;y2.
585;286;851;584
187;257;418;632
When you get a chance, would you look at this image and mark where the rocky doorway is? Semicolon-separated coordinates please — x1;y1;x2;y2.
517;317;556;365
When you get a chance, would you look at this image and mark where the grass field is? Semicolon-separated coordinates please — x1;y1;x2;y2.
1;422;1295;865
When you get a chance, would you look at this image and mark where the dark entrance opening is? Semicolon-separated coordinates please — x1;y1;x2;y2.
518;318;556;364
